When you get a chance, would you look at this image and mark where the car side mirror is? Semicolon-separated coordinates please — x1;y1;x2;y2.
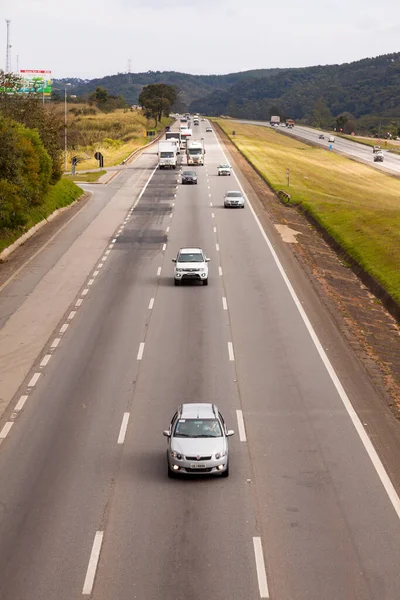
163;430;171;437
205;258;210;262
172;258;176;262
226;430;235;437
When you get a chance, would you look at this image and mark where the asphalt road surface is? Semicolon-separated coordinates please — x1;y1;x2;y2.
0;120;400;600
235;119;400;175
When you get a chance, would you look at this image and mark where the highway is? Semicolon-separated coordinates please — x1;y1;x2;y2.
235;119;400;175
0;119;400;599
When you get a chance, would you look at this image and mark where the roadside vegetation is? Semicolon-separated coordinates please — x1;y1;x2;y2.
63;170;106;183
216;119;400;305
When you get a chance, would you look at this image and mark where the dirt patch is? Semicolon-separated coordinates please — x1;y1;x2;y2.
215;123;400;418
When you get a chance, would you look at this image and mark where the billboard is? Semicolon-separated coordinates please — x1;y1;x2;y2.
18;70;52;95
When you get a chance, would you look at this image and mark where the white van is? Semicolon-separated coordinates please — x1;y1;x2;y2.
328;136;335;143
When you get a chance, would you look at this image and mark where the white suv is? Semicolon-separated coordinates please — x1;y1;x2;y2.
172;248;209;286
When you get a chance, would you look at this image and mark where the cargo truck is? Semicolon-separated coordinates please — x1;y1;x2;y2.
186;140;205;165
180;128;192;150
165;131;181;154
158;141;177;169
270;115;280;126
286;119;295;128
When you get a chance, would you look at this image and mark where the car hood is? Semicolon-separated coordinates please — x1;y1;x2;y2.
171;437;226;456
176;262;206;269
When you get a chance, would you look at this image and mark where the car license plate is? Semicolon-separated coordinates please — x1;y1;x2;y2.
190;463;206;469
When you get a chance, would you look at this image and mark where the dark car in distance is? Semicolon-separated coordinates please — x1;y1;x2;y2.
182;170;198;184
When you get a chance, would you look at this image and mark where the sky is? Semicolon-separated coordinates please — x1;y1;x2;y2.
1;0;400;79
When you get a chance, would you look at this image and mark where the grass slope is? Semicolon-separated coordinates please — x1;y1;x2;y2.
216;120;400;304
0;179;82;253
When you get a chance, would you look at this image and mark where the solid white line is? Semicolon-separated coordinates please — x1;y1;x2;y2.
68;311;76;320
215;128;400;519
216;243;220;251
28;372;41;387
253;537;270;598
15;395;28;412
40;354;52;367
60;323;69;334
0;422;13;440
51;337;61;348
219;266;223;276
213;226;217;233
236;410;247;442
82;288;89;296
117;412;130;444
137;165;158;201
228;342;235;361
88;279;94;286
157;267;162;276
82;531;104;595
93;270;99;277
222;297;228;310
162;243;167;251
137;343;145;360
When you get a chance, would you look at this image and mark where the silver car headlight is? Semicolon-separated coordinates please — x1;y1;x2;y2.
171;451;183;460
215;451;226;460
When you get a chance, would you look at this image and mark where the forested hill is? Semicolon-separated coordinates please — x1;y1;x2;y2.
189;53;400;126
54;69;282;109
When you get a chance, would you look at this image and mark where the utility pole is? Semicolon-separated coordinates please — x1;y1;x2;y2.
5;19;12;73
64;83;71;171
127;58;132;84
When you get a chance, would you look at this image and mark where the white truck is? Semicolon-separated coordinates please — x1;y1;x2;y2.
186;140;205;166
270;115;280;126
180;128;192;150
158;141;177;169
165;131;181;154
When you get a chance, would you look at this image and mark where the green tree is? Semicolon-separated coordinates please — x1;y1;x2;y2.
89;86;109;106
139;83;177;125
312;97;333;128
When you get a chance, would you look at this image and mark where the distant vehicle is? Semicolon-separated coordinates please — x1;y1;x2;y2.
165;131;181;154
181;170;197;184
286;119;295;127
373;145;381;154
224;190;245;208
165;126;170;132
328;136;335;143
187;140;205;165
201;118;205;121
172;248;210;286
180;117;188;124
270;115;280;126
193;119;199;126
180;128;192;149
218;164;231;176
158;141;177;169
374;151;384;162
319;134;325;139
206;126;213;132
163;403;234;477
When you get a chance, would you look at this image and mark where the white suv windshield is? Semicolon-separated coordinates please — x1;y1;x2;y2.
178;253;203;262
174;419;222;438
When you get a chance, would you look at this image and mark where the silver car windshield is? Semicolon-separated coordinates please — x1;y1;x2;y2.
174;419;222;438
178;253;203;262
227;192;243;197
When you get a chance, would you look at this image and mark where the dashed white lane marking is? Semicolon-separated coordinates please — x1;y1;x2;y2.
28;372;41;387
93;270;99;277
227;342;235;362
68;311;76;320
166;226;170;233
219;266;223;276
101;255;107;262
253;537;270;598
212;212;215;218
162;243;167;252
216;243;220;251
117;412;130;444
97;263;104;269
149;298;155;310
208;193;212;198
112;238;117;243
75;299;83;307
222;297;228;310
172;202;175;207
169;213;173;218
0;422;13;441
15;395;28;412
51;338;61;348
213;227;217;233
60;323;69;334
210;201;213;207
236;410;247;442
40;354;52;367
82;289;89;296
88;279;94;286
214;129;400;519
157;267;162;276
108;243;114;249
105;250;110;256
137;343;145;360
82;531;104;595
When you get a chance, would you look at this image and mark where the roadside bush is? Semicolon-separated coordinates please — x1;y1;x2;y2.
0;179;27;229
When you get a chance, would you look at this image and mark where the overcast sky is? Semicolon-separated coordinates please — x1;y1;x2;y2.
2;0;400;79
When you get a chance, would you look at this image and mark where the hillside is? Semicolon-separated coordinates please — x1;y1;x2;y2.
54;69;282;109
189;53;400;129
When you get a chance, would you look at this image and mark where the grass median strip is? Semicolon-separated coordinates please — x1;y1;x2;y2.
216;119;400;305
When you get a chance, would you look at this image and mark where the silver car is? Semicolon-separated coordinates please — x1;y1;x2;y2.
224;190;245;208
163;403;234;477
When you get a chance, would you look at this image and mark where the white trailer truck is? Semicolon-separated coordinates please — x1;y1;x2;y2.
166;131;182;154
158;141;177;169
186;140;205;166
270;115;280;126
